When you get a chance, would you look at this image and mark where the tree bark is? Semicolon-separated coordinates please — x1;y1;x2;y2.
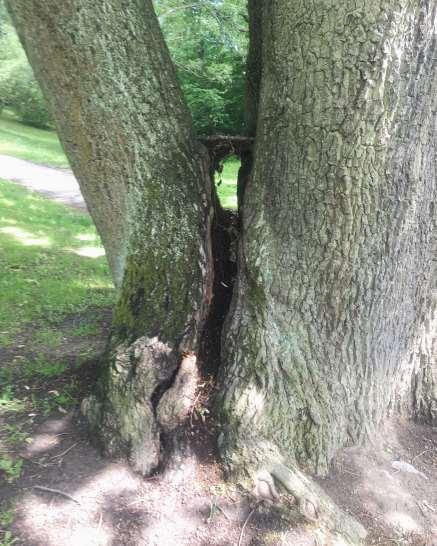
6;0;216;474
7;0;437;540
217;0;437;516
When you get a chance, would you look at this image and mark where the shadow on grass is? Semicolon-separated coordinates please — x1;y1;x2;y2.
0;178;114;342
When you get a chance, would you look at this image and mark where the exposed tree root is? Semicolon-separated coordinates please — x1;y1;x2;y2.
255;463;367;544
268;463;366;544
81;336;182;475
219;438;366;544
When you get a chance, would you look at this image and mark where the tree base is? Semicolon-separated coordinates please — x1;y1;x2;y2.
218;436;367;544
81;336;201;475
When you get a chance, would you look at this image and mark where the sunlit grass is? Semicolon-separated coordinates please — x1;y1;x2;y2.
0;225;51;247
0;178;115;344
0;111;69;168
216;156;238;209
0;112;239;207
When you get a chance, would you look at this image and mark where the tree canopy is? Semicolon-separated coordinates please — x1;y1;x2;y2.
0;0;248;134
156;0;248;135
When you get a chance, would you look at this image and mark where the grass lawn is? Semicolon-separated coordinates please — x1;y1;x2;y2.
0;111;70;168
0;113;239;207
0;177;114;488
217;156;239;209
0;178;114;347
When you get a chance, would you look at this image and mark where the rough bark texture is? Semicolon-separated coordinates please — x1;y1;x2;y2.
413;269;437;424
218;0;437;524
7;0;437;540
6;0;215;474
236;0;262;213
244;0;263;138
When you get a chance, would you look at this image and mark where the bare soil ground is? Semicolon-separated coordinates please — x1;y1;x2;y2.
1;313;437;546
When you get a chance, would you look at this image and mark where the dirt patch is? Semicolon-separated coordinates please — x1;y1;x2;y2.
2;412;297;546
2;312;437;545
3;414;437;545
320;419;437;545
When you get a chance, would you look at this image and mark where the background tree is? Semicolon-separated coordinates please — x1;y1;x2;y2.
156;0;248;135
5;0;437;542
0;0;247;134
0;1;52;127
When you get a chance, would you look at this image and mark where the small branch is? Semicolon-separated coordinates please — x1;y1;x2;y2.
32;485;80;505
238;502;260;546
50;442;78;460
198;135;254;166
216;503;232;521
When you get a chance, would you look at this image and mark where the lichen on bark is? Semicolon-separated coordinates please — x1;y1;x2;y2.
6;0;216;473
218;0;437;480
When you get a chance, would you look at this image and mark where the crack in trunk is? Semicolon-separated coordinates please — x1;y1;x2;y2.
146;152;243;473
199;203;238;379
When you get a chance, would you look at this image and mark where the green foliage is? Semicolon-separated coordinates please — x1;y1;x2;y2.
0;503;15;528
31;383;77;416
22;356;67;379
3;424;29;447
0;387;25;415
156;0;248;135
7;66;52;129
0;531;18;546
1;0;247;133
215;155;239;208
71;320;100;337
33;328;62;348
0;456;23;484
0;3;52;128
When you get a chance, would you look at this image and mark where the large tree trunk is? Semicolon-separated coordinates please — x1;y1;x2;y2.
6;0;216;474
218;0;437;483
7;0;437;541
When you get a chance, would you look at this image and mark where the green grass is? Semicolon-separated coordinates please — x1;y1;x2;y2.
216;156;239;209
0;178;115;344
0;502;15;528
0;388;25;415
70;320;100;337
0;456;23;484
3;424;29;447
22;356;67;379
0;531;18;546
0;113;239;206
0;111;69;168
33;328;62;348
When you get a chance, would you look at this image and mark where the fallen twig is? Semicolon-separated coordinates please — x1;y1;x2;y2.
32;485;80;505
412;448;433;465
216;503;232;521
50;442;78;460
238;502;260;546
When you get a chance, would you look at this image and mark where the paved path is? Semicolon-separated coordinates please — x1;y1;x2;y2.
0;154;86;211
